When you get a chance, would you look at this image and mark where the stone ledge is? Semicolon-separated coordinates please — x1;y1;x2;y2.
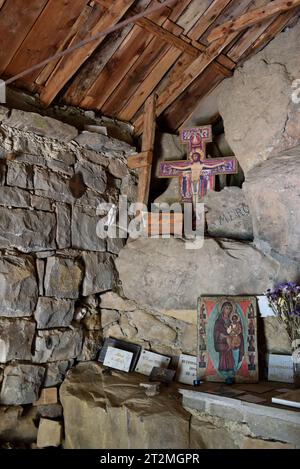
179;389;300;447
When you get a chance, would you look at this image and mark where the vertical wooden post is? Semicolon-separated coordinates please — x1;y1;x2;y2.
137;93;157;205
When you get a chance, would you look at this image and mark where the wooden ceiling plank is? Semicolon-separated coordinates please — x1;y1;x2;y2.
222;0;275;61
226;17;275;62
118;2;235;123
133;30;238;134
135;17;199;57
168;0;194;22
63;0;152;106
35;4;92;86
197;0;256;45
192;40;235;71
0;0;49;75
188;0;233;40
80;25;154;109
102;19;184;117
238;9;299;61
3;0;88;84
160;63;226;130
118;46;182;122
207;0;300;42
176;0;213;33
40;0;136;106
80;1;169;110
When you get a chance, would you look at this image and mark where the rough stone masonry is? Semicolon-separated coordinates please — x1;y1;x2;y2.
0;105;139;408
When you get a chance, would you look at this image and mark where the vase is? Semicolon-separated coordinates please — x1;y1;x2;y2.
292;339;300;388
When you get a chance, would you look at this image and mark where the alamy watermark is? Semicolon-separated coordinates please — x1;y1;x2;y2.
96;196;205;250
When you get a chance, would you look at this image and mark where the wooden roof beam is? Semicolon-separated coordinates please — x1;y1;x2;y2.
207;0;300;43
133;30;239;135
135;17;199;58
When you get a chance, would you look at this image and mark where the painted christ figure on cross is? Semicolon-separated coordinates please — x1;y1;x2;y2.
159;125;238;208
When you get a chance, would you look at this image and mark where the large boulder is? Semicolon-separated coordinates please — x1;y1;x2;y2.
203;186;253;240
243;147;300;262
218;21;300;174
0;254;38;317
60;362;190;449
116;238;299;310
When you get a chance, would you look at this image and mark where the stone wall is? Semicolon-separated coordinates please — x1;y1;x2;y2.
0;105;137;412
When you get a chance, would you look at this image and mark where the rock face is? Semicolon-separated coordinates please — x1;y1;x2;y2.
0;255;38;317
33;328;83;363
71;206;106;252
203;187;253;240
116;238;299;310
60;362;190;449
2;109;78;142
218;22;300;174
44;257;83;299
74;131;135;157
44;361;73;387
153;178;182;208
82;252;117;296
34;298;75;329
243;147;300;262
0;364;45;405
0;208;56;252
0;319;35;362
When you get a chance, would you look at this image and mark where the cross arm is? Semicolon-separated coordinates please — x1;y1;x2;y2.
159;160;191;178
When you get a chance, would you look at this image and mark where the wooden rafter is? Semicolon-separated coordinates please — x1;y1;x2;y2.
35;4;93;86
138;94;156;205
0;0;49;75
62;0;147;107
101;19;184;117
80;3;170;109
128;94;157;206
133;29;239;134
39;0;137;106
238;8;299;61
135;17;199;58
207;0;300;42
188;0;233;40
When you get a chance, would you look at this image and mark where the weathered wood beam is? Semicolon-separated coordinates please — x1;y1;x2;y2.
188;0;232;40
135;17;199;58
39;0;137;106
62;0;151;107
0;0;49;75
238;9;299;61
80;3;169;110
134;30;238;135
36;4;92;86
137;94;156;205
102;18;183;117
127;151;153;169
207;0;300;43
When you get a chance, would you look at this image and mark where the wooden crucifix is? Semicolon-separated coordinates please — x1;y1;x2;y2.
159;125;237;208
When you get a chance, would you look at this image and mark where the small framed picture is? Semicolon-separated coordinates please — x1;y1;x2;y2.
197;296;258;383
